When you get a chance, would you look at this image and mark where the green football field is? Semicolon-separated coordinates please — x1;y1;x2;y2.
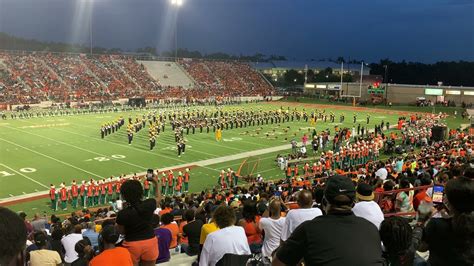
0;101;459;214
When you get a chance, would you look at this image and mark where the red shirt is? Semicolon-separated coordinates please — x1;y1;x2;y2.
87;185;93;196
71;185;78;197
60;188;67;201
107;183;114;195
184;172;190;182
49;188;56;200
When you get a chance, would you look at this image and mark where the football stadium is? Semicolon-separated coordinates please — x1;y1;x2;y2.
0;1;473;266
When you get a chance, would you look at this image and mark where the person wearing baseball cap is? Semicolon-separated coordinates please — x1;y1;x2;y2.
274;175;384;266
352;183;384;229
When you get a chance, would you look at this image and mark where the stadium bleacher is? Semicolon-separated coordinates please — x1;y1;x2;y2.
0;52;274;105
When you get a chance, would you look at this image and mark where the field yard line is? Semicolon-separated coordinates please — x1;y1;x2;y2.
0;141;298;203
13;119;186;165
184;137;246;152
0;163;49;189
0;138;103;178
4;125;149;170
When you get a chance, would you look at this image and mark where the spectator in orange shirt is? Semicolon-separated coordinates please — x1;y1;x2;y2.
159;202;172;216
160;213;180;249
413;177;433;211
89;225;133;266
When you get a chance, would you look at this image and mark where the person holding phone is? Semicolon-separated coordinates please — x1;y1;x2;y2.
116;173;161;266
418;176;473;266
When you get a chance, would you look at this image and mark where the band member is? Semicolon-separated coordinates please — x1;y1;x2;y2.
215;126;222;141
176;172;183;194
80;180;86;207
49;184;57;211
86;181;94;207
161;172;167;194
70;180;79;209
184;168;190;192
167;171;174;195
59;183;68;210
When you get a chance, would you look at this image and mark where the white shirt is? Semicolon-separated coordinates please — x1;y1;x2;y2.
259;217;286;258
352;201;385;229
61;233;83;263
281;207;322;241
199;226;251;266
375;167;388;180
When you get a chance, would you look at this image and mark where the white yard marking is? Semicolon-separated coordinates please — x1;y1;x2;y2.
0;138;103;178
4;125;148;170
19;123;70;129
0;163;48;189
16;119;186;164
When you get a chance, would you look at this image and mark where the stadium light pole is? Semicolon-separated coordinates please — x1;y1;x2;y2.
171;0;183;61
384;65;389;104
89;1;93;55
340;61;343;91
359;61;367;98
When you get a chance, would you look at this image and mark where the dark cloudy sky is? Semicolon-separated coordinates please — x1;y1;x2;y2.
0;0;473;62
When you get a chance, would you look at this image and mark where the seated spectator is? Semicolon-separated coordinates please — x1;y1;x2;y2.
61;224;83;264
0;207;27;266
50;224;65;262
238;200;263;253
181;209;204;256
82;222;99;250
19;211;33;235
71;238;94;266
30;213;48;232
273;175;384;265
199;206;251;265
29;231;61;266
89;225;133;266
160;213;180;249
259;199;286;259
418;176;474;266
352;183;384;229
199;206;219;259
395;178;414;214
281;189;322;241
413;176;433;211
379;216;423;266
116;179;160;266
151;214;172;264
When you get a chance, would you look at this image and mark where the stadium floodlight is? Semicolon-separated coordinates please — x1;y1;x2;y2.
171;0;183;6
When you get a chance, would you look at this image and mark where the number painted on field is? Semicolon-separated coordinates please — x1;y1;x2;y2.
20;168;36;173
0;171;15;177
223;137;243;142
93;157;110;162
88;155;126;162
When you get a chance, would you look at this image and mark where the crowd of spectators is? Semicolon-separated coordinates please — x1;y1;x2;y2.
0;52;274;105
179;59;274;97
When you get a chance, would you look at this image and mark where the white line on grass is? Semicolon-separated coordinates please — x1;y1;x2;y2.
16;119;186;165
0;138;103;178
5;125;148;170
0;163;49;189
